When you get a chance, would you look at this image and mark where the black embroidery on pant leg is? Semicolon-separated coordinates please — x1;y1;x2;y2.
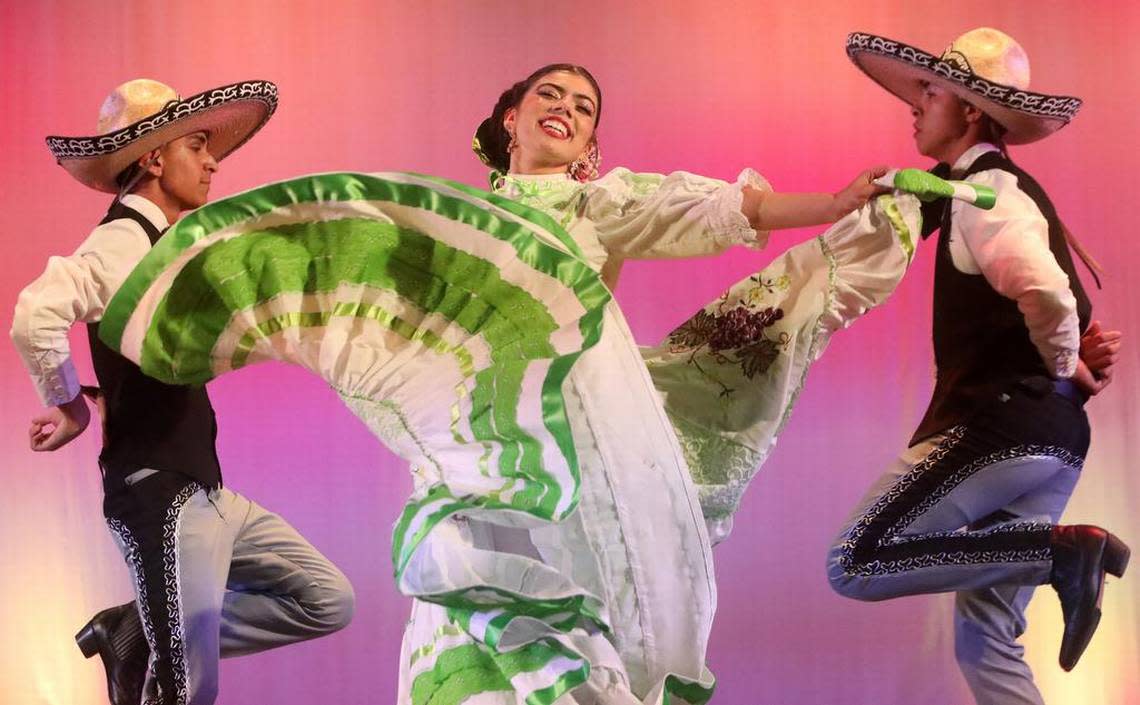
159;484;200;705
106;517;160;705
108;483;200;705
837;428;1080;577
887;444;1082;541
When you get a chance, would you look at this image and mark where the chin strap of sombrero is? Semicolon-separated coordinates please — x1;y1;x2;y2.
116;151;161;202
921;162;1103;289
1060;220;1104;290
983;107;1103;286
925;159;1103;288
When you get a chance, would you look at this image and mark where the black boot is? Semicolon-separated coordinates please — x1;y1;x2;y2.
1049;525;1130;671
76;602;149;705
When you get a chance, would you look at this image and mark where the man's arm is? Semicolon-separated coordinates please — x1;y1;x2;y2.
28;393;90;451
955;169;1080;377
10;219;151;450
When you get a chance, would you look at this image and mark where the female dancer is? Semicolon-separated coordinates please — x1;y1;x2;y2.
477;64;931;544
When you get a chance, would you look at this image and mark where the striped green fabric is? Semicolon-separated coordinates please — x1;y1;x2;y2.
663;675;716;705
100;172;616;705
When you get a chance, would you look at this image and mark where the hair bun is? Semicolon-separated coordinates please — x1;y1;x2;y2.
472;116;506;171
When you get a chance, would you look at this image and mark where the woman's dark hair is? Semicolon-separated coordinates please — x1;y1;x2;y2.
473;63;602;172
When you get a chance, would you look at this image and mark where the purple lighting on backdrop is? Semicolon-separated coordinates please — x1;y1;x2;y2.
1;2;1137;704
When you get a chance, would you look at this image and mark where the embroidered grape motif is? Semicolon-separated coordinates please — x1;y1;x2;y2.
667;303;788;395
707;306;784;352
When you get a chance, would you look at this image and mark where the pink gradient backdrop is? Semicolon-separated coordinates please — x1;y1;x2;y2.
2;2;1137;704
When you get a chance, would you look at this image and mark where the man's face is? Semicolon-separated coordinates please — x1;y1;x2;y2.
157;131;218;211
911;82;971;161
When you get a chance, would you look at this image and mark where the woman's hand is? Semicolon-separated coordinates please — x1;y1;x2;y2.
743;165;891;232
832;166;891;221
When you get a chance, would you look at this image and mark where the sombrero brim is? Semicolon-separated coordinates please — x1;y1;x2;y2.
46;80;278;193
846;32;1081;145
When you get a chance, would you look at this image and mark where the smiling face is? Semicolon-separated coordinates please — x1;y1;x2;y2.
503;70;599;175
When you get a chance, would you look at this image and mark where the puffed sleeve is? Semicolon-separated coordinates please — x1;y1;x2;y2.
582;167;772;259
641;192;923;544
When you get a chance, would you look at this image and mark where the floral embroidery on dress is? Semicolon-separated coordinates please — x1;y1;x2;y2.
665;273;793;397
619;171;664;197
493;174;588;231
744;273;792;305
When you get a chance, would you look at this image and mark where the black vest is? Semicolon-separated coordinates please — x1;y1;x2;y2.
911;152;1092;443
88;201;222;491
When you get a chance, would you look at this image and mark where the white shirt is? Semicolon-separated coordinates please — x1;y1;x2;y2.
10;194;169;406
945;143;1079;378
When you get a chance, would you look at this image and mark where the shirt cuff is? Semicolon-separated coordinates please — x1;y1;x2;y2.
707;168;771;250
1052;348;1077;379
37;359;82;407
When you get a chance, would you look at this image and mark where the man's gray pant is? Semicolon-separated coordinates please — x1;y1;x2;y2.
106;476;354;705
827;382;1089;705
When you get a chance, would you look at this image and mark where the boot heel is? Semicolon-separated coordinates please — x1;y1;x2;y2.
1104;533;1130;578
75;620;100;658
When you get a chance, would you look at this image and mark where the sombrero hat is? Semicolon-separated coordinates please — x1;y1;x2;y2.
46;78;278;193
846;28;1081;144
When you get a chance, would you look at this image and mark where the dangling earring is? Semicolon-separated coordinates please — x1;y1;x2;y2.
506;127;518;154
568;140;601;183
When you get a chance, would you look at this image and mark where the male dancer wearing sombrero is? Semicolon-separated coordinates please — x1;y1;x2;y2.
826;28;1129;704
11;79;354;705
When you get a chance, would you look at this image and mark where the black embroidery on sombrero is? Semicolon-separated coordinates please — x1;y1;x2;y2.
836;428;1077;577
940;49;973;74
46;81;278;161
846;32;1082;122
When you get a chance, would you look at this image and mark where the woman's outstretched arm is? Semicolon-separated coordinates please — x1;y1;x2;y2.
742;166;889;231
